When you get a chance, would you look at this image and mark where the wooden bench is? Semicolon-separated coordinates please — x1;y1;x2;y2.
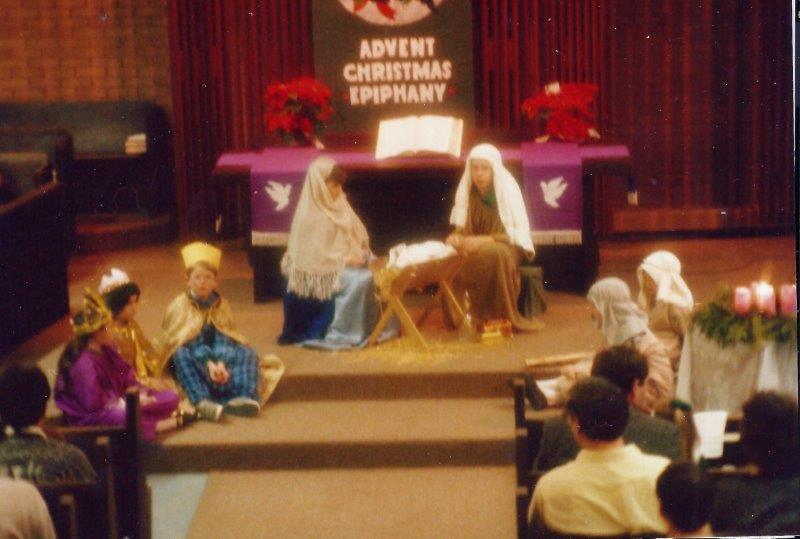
50;386;150;539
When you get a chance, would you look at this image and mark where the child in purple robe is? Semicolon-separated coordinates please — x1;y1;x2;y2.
55;291;190;442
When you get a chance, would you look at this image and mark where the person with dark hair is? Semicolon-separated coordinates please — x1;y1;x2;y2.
98;268;165;384
711;391;800;535
657;462;715;537
528;377;669;536
55;291;186;442
0;363;95;483
534;345;680;471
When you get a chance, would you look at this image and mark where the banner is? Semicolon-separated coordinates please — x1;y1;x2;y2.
312;0;475;133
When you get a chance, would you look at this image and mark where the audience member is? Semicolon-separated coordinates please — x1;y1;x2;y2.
0;363;95;483
534;345;680;471
711;391;800;535
657;462;715;537
527;377;669;536
0;477;56;539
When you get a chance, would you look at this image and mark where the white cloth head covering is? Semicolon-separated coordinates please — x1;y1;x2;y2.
587;277;649;345
281;156;370;300
99;268;130;294
449;143;534;257
636;250;694;311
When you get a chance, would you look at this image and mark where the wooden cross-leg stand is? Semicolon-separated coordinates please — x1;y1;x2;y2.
368;254;465;349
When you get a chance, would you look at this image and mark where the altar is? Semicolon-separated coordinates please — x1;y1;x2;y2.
210;142;631;301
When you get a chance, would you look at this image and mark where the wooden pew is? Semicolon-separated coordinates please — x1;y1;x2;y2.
56;386;149;539
37;480;108;539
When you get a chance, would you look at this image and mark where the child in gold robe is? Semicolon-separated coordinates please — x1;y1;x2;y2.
153;242;266;422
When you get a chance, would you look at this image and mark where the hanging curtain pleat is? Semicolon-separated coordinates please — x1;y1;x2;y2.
167;0;793;236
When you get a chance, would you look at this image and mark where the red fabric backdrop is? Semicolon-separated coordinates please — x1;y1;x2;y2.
168;0;794;236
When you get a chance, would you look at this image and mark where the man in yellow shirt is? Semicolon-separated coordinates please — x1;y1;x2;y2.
528;377;669;536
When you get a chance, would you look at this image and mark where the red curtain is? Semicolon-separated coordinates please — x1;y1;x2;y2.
168;0;794;236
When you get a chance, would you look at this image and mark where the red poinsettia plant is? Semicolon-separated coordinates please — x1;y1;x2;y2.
264;77;332;146
522;82;600;143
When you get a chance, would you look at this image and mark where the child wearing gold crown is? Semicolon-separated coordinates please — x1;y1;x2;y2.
153;242;262;421
54;291;186;442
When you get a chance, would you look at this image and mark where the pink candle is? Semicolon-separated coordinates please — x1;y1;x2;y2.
753;282;777;316
779;284;797;316
733;286;752;315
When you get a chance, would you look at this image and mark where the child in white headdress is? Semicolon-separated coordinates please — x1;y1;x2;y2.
637;251;694;369
99;268;167;387
527;277;674;413
446;143;542;331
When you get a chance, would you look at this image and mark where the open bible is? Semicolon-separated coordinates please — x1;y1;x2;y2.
375;115;464;159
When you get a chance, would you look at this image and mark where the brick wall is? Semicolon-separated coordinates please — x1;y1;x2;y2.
0;0;171;113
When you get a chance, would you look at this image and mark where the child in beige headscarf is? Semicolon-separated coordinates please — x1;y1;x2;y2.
279;156;392;348
637;251;694;370
527;277;674;413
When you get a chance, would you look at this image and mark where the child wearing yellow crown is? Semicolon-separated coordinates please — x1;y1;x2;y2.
55;291;185;442
153;242;262;421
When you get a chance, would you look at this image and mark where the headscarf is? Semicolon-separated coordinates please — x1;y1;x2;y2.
587;277;649;345
281;156;370;300
450;143;534;257
636;250;694;311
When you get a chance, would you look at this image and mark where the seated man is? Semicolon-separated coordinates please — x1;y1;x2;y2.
528;377;669;537
657;462;716;537
711;391;800;535
534;345;680;471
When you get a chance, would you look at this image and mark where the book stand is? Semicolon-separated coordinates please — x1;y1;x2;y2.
368;254;466;349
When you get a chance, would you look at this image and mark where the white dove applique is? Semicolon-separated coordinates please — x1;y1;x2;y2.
264;181;292;211
540;176;568;208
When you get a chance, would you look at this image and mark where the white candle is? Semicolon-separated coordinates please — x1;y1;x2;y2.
753;281;776;316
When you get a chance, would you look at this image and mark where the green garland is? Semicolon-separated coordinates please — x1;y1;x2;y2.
693;285;797;347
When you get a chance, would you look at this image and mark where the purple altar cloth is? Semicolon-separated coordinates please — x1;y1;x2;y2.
215;143;628;247
521;142;582;243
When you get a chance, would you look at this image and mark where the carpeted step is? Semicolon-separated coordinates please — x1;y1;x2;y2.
187;466;517;539
147;398;515;473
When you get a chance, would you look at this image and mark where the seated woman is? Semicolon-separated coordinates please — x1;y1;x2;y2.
636;250;694;370
528;277;674;413
0;363;95;483
279;156;394;348
55;291;189;442
445;143;541;331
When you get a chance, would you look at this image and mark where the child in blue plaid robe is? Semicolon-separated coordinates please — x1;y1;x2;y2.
154;242;262;421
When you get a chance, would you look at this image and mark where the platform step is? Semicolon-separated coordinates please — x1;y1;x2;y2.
187;467;517;538
147;398;515;473
274;371;520;401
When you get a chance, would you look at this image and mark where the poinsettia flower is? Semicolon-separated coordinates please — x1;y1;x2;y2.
264;77;332;143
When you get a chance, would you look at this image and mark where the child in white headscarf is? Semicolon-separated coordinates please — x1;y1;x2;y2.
637;251;694;369
445;143;541;331
527;277;674;412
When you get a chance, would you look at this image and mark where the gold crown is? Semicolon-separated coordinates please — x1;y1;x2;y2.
71;289;112;336
181;242;222;271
